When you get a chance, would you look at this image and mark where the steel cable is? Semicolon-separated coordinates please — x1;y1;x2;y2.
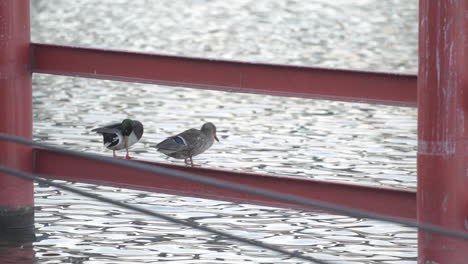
1;133;468;243
0;165;331;264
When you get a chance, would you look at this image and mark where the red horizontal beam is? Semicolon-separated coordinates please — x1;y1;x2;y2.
33;148;416;220
31;43;417;106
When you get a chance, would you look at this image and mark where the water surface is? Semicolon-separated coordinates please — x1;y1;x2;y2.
8;0;421;263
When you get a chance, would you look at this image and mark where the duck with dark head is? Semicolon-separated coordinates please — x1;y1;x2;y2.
92;119;144;159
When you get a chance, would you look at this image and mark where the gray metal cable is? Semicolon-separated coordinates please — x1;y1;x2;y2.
0;165;331;264
1;133;468;241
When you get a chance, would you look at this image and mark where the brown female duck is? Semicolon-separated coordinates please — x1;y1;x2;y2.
156;122;219;166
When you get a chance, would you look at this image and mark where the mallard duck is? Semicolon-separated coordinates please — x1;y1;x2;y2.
156;122;219;166
92;119;144;159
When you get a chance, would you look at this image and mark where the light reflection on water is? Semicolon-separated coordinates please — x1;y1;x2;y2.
33;77;417;189
3;0;420;263
32;183;416;264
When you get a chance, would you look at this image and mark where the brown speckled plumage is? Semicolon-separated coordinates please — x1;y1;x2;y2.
156;122;219;166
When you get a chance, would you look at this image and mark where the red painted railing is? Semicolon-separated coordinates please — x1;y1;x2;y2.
34;148;416;219
32;43;417;106
0;0;34;238
1;0;467;262
28;43;419;221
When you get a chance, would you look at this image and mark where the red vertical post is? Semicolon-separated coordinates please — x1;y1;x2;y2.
418;0;468;262
0;0;34;239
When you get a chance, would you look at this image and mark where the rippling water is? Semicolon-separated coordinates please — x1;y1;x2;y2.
32;183;417;264
4;0;419;263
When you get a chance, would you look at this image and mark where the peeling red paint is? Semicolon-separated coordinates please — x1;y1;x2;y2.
0;0;33;209
418;0;468;262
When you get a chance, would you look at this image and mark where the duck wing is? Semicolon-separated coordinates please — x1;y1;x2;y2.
91;122;122;134
156;129;202;153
